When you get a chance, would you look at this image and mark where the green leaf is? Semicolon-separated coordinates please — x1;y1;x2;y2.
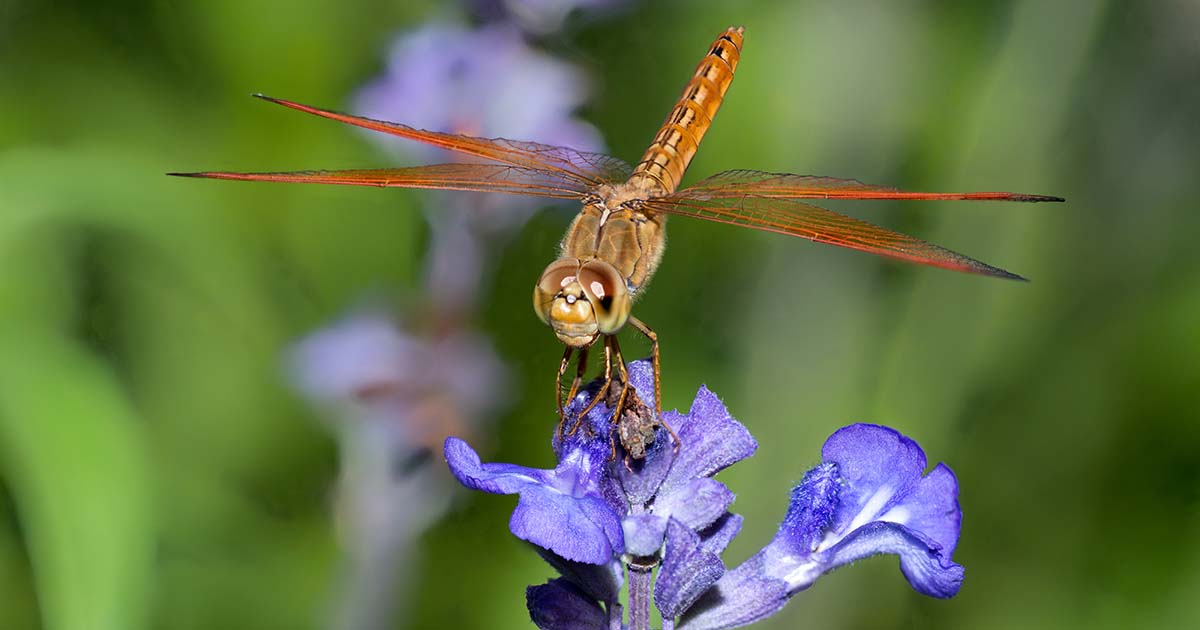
0;329;153;630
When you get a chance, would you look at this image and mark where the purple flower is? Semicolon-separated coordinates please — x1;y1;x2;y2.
291;309;507;441
443;361;964;629
678;424;964;630
354;22;607;312
469;0;628;34
445;430;624;564
354;21;602;174
290;308;509;628
588;362;756;619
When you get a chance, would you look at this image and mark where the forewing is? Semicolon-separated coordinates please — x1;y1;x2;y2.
170;163;588;199
252;95;631;186
642;194;1024;279
684;169;1064;203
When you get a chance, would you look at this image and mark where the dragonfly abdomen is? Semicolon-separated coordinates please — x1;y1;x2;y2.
629;26;744;196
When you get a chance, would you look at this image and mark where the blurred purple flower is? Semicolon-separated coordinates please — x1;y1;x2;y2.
354;21;605;312
301;14;619;630
291;309;505;435
354;21;602;181
470;0;628;34
444;360;964;629
290;308;508;630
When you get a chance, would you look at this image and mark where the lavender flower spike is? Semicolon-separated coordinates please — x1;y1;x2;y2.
679;424;964;630
445;360;964;630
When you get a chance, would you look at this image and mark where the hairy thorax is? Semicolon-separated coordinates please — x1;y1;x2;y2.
559;180;668;294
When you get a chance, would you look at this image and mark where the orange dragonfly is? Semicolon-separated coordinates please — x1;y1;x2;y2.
172;26;1062;458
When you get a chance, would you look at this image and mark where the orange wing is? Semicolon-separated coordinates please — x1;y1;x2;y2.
683;170;1065;203
169;163;588;199
643;194;1028;280
245;95;631;187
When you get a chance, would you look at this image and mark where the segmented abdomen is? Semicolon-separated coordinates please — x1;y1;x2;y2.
629;26;744;196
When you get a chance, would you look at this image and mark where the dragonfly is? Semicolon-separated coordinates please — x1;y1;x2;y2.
171;26;1063;458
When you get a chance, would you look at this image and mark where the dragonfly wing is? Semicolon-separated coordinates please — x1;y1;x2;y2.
169;163;589;199
643;194;1025;279
252;95;631;186
685;169;1064;202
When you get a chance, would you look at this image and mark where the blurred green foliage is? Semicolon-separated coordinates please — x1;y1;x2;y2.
2;0;1198;629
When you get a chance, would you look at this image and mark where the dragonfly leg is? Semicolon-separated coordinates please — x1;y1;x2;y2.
629;316;678;451
611;337;632;426
569;337;611;437
608;338;646;468
564;346;589;408
611;338;634;457
555;346;575;440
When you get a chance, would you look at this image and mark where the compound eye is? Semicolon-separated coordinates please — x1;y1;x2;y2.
578;261;630;333
533;258;580;323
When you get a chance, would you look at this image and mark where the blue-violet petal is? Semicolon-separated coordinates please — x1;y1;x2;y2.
654;519;726;621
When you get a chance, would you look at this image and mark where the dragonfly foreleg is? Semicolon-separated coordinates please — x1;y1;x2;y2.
569;338;611;437
628;316;679;452
555;346;575;440
564;346;589;408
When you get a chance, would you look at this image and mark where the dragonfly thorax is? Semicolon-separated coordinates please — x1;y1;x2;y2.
592;180;661;210
533;258;631;348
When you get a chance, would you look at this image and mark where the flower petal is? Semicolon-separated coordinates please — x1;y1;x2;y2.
655;519;725;621
535;548;623;604
511;490;623;564
527;578;608;630
446;437;624;564
655;477;735;531
883;462;961;556
615;428;675;503
759;425;963;599
820;424;926;536
676;555;788;630
622;512;667;557
809;425;962;594
698;513;743;556
660;387;757;495
814;521;964;598
444;436;551;494
615;361;676;504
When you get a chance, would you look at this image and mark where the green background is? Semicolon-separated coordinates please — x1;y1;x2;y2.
2;0;1197;628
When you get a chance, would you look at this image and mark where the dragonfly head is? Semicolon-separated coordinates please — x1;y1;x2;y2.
534;258;631;348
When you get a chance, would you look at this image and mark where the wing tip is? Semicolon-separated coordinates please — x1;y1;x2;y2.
167;171;244;181
995;268;1029;282
1015;193;1065;203
969;260;1028;282
253;93;285;105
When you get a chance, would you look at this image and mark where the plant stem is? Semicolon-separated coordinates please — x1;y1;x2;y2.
628;562;653;630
